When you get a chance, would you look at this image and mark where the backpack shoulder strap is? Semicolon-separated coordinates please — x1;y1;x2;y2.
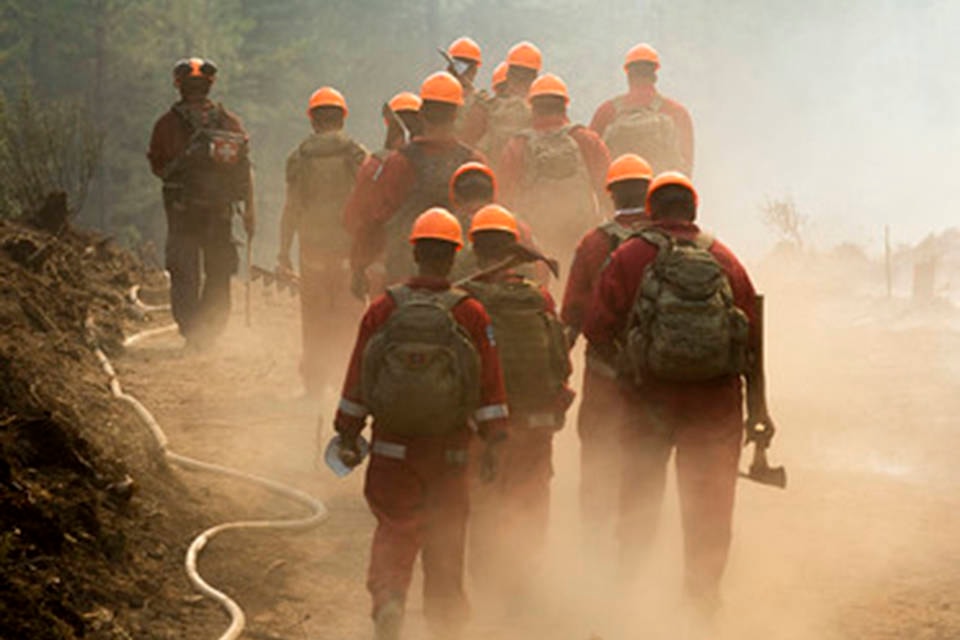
438;287;469;311
386;284;411;307
694;231;715;250
650;94;664;111
636;228;673;252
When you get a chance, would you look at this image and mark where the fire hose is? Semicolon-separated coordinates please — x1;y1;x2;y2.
86;296;328;640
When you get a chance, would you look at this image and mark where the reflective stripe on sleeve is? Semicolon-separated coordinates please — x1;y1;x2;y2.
338;397;369;418
474;403;509;422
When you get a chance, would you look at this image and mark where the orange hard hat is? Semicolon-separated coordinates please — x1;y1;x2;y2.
409;207;464;249
173;58;217;84
450;161;498;203
624;43;661;71
528;73;569;103
646;171;699;210
448;36;482;65
469;204;519;240
307;86;348;116
491;62;508;89
420;71;464;106
506;41;543;72
605;154;654;189
388;91;422;113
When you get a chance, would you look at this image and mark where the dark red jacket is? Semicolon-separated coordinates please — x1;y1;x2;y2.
583;220;757;389
590;83;694;176
498;114;611;206
561;215;648;333
347;136;485;271
147;99;246;178
334;276;509;441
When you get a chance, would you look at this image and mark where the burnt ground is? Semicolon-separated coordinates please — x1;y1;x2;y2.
2;215;959;640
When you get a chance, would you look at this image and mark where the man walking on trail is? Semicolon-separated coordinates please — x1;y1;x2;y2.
332;208;509;640
460;204;573;602
447;161;545;283
349;71;483;287
460;41;542;170
147;58;254;349
499;72;611;263
277;87;367;397
344;91;423;298
590;43;694;176
583;172;757;621
561;153;653;549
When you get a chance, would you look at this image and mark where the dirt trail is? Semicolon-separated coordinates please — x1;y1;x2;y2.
118;277;960;640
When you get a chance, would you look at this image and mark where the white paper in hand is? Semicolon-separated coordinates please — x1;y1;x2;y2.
324;434;370;478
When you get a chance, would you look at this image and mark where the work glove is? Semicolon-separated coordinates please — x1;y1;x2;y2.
337;433;363;469
744;414;776;449
349;269;369;301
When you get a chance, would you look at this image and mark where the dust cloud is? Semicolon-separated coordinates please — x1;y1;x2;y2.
126;2;960;638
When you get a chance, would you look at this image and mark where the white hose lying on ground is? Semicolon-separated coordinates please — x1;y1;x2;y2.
85;315;329;640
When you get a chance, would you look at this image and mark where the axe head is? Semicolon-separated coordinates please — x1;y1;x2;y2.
741;461;787;489
739;445;787;489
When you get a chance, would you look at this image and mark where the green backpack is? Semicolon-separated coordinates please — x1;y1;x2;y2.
621;230;749;384
286;131;366;251
463;279;570;414
361;285;481;436
477;94;531;168
602;95;684;174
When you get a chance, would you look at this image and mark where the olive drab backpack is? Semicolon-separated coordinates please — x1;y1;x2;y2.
463;279;570;414
603;95;684;173
477;94;531;168
286;131;365;251
383;140;474;281
168;103;251;207
621;230;749;384
513;125;596;252
361;285;481;436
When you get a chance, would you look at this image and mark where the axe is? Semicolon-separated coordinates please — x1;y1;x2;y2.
453;242;559;287
740;293;787;489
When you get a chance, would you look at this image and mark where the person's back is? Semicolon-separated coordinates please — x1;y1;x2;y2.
590;43;694;176
278;87;367;396
500;73;610;263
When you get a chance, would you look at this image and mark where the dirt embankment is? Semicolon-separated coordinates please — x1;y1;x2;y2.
0;218;229;639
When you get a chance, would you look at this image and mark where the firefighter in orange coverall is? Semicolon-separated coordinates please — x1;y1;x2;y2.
147;58;254;349
590;43;694;175
460;205;573;603
498;72;611;263
333;208;509;640
277;87;367;396
348;71;484;289
583;172;758;619
445;37;484;138
343;91;423;298
561;154;653;546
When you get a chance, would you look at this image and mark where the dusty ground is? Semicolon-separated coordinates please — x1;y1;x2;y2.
112;266;960;640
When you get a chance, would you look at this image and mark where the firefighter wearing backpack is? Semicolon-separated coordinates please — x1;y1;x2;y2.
561;153;653;546
590;43;694;176
447;161;545;284
460;41;541;171
147;58;254;349
583;172;758;620
333;208;509;640
276;87;367;396
348;71;484;289
460;204;573;600
344;91;423;298
499;73;611;263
